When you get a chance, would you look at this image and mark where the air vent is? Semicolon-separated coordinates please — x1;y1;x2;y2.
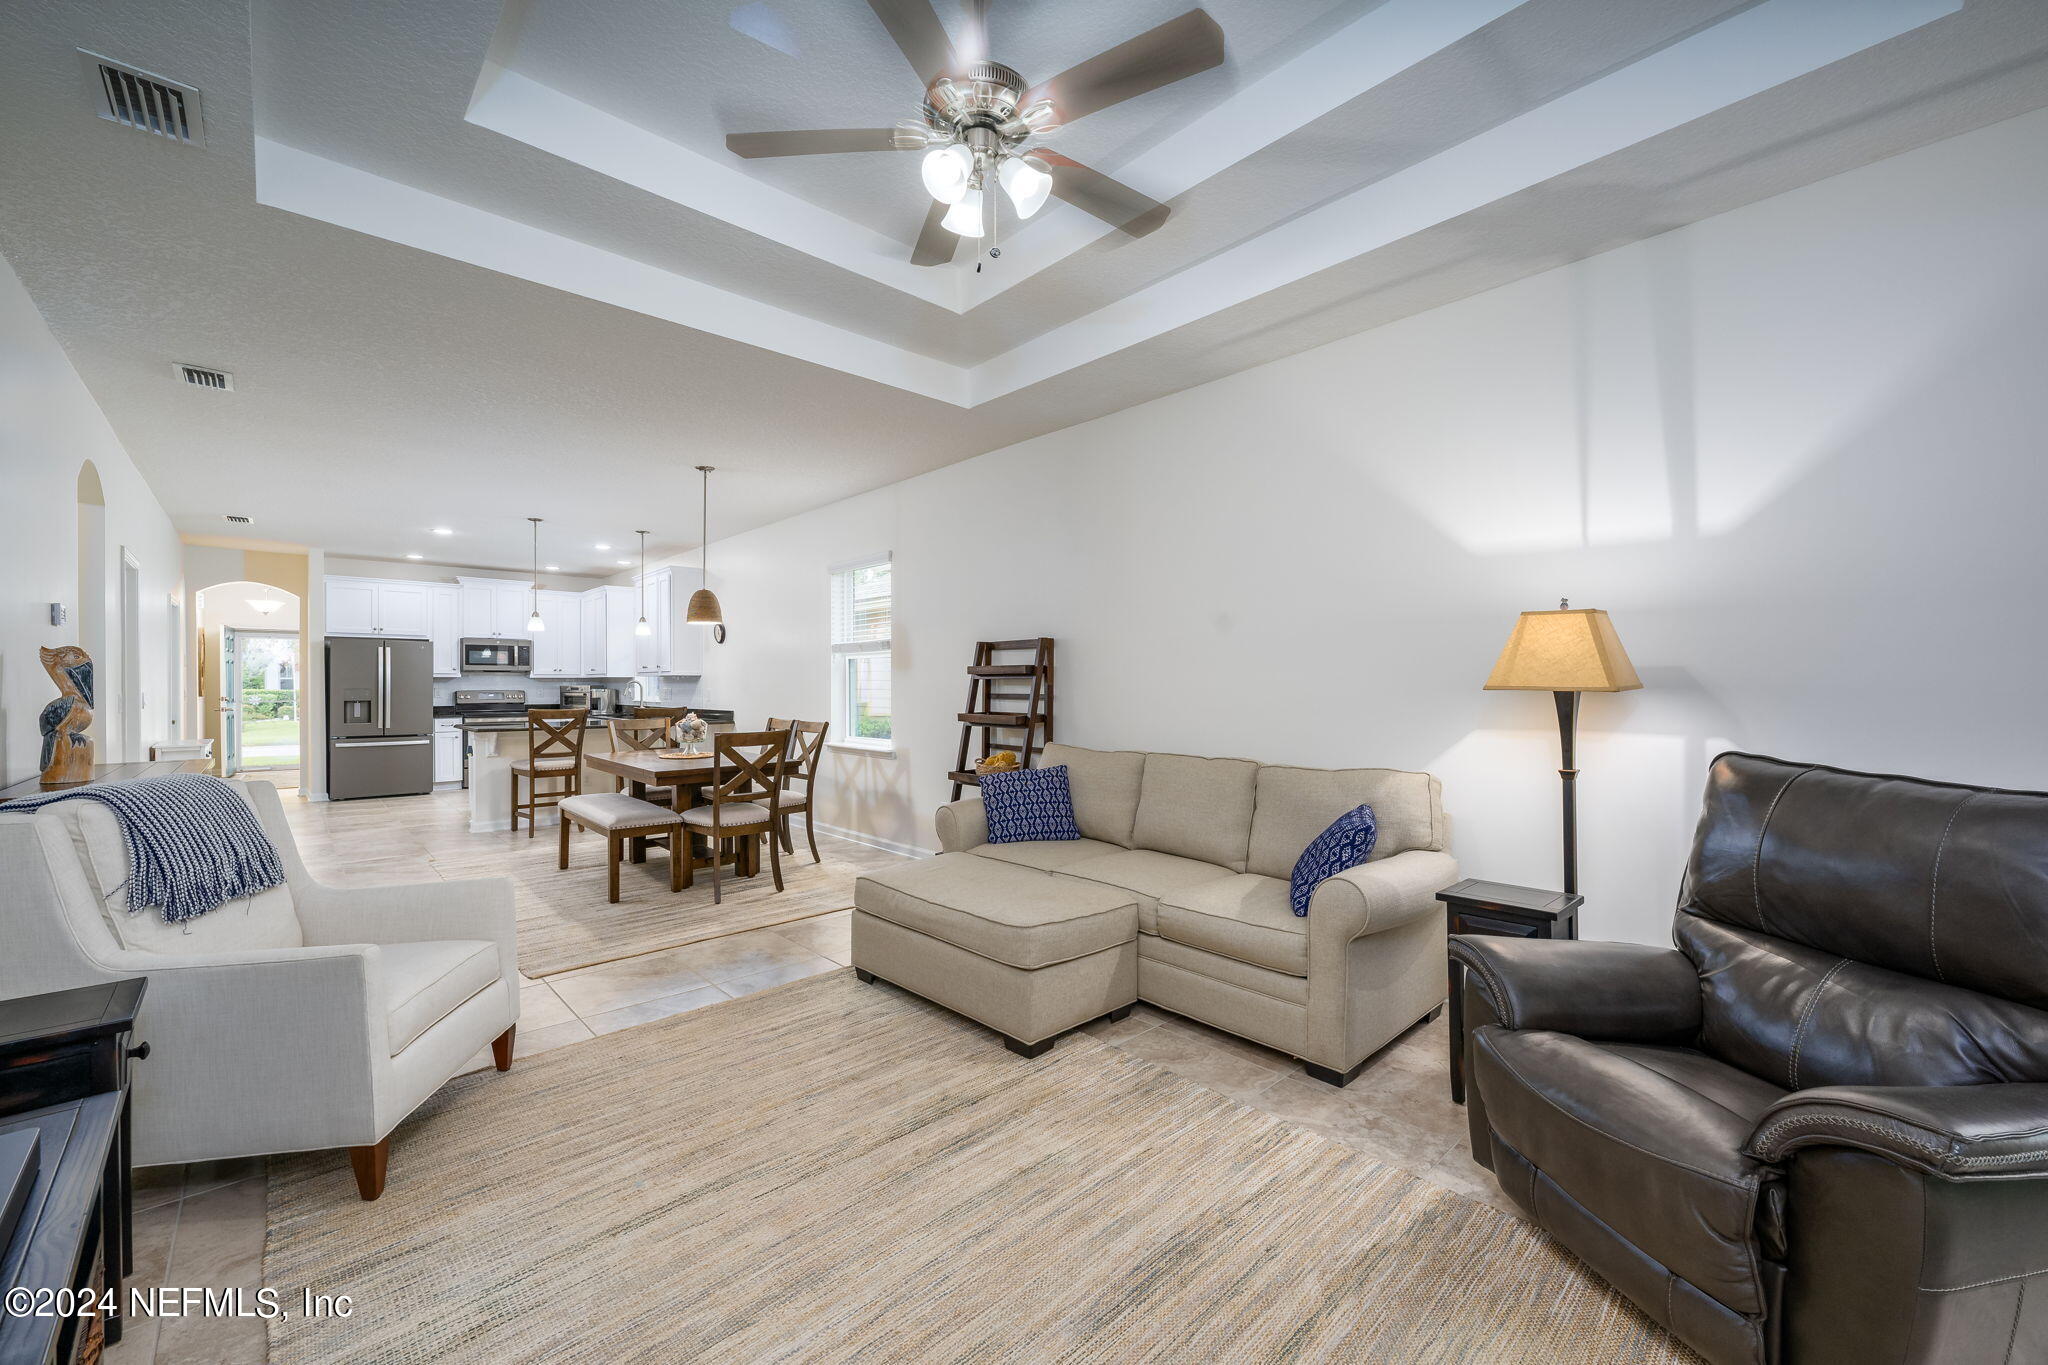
79;51;205;146
176;364;232;390
223;514;253;525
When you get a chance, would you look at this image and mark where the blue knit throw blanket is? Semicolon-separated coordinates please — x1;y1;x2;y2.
1;775;287;923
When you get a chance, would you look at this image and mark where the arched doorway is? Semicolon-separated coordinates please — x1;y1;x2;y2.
195;581;304;785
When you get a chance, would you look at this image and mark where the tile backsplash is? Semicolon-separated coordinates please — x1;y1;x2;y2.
431;675;705;706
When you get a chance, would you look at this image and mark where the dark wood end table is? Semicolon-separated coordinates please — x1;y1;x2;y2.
1438;879;1582;1105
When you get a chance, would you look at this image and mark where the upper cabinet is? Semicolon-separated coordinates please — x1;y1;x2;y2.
581;585;640;678
429;585;461;676
632;568;706;677
458;579;536;639
325;576;434;638
529;590;583;677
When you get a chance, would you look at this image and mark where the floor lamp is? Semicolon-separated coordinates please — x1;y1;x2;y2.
1483;601;1641;895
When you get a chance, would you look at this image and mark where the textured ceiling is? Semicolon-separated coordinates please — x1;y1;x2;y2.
2;0;2045;575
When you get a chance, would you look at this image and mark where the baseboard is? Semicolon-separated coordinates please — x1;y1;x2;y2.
811;821;932;859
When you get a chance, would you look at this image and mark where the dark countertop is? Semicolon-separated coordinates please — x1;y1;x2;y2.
433;704;733;720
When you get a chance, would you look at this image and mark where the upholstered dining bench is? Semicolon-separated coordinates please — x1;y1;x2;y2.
854;743;1456;1082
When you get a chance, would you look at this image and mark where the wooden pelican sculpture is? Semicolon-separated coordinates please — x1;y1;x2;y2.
39;644;95;784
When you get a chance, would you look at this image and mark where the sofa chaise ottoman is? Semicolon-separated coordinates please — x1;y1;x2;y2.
854;744;1457;1084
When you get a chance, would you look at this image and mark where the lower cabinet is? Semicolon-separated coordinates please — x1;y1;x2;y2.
433;723;464;784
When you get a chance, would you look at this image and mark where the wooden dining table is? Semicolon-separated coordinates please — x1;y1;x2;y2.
581;749;765;877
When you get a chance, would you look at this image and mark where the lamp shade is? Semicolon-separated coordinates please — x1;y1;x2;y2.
686;588;723;625
1484;607;1641;692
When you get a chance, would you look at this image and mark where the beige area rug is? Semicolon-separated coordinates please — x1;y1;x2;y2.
265;971;1701;1364
427;829;900;976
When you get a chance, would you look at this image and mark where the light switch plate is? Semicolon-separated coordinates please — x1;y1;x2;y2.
49;602;67;626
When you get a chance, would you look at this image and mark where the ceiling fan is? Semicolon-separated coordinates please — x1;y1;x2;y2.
725;1;1224;266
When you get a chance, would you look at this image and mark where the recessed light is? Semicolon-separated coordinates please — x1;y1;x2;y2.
432;527;453;536
616;559;631;566
595;543;611;551
405;553;423;560
545;564;560;572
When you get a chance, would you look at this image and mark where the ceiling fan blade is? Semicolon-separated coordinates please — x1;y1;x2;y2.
725;129;909;158
1021;10;1224;127
866;0;959;85
1033;152;1169;237
910;201;960;267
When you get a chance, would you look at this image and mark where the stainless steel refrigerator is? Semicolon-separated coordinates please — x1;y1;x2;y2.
326;636;434;799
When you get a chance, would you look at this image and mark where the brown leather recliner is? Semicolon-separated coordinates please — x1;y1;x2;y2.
1451;753;2048;1365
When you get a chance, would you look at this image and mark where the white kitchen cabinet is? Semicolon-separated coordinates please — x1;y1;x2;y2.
433;720;464;784
325;576;434;638
456;578;537;639
377;582;431;638
325;579;378;636
430;585;461;676
579;585;640;677
580;591;605;677
529;590;582;676
632;568;707;677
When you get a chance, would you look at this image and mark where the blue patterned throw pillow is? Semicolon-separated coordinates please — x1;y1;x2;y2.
981;764;1082;844
1290;804;1378;916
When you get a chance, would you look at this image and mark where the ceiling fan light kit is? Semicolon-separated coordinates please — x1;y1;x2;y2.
725;3;1223;266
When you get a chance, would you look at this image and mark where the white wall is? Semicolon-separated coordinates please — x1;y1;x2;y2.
671;107;2048;944
0;250;183;783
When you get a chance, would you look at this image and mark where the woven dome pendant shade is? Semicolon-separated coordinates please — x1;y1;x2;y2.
690;464;723;626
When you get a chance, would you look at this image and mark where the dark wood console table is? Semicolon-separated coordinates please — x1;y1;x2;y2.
0;980;147;1356
0;1096;124;1364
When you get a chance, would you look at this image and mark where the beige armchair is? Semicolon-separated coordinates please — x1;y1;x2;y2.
0;781;518;1199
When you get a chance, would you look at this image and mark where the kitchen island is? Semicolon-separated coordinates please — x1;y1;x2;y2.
462;718;619;834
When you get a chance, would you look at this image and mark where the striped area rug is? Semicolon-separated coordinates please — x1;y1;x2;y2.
265;971;1700;1364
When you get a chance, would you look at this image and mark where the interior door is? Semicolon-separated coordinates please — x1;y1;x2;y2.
220;625;242;775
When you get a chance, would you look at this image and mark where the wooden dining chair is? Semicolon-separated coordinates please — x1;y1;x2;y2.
511;708;587;838
681;729;790;904
772;719;830;863
606;716;678;805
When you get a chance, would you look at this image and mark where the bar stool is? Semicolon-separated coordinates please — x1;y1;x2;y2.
510;707;587;838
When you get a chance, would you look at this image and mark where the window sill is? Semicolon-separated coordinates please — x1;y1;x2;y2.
828;740;896;757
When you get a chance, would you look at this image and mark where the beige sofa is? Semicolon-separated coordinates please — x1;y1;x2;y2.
854;744;1456;1084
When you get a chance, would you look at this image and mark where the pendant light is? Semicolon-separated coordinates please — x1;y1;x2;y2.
687;465;723;625
633;530;653;636
525;517;546;632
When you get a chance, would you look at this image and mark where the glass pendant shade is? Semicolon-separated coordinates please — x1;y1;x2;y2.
999;156;1052;218
942;187;985;237
634;617;653;637
920;144;972;204
686;588;723;625
527;609;545;632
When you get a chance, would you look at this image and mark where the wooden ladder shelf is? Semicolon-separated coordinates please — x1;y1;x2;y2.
950;638;1056;800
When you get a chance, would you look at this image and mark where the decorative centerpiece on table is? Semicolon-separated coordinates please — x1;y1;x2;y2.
672;712;711;757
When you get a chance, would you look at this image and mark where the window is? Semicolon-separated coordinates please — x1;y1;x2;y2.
830;556;892;751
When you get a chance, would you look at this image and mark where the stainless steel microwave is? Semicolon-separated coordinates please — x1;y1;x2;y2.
460;638;532;672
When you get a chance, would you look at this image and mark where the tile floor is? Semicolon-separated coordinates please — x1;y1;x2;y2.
102;788;1509;1364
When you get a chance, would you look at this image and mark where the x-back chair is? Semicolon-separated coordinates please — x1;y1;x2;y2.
683;729;790;904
